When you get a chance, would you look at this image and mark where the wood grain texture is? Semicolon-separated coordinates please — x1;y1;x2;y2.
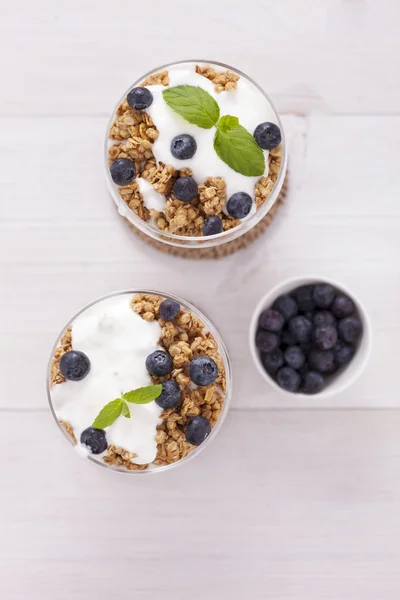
1;0;400;598
0;115;399;408
1;411;400;600
1;0;400;116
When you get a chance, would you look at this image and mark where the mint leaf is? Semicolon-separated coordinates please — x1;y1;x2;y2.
123;384;162;405
122;402;130;419
214;118;265;177
92;398;123;429
217;115;239;133
162;86;220;129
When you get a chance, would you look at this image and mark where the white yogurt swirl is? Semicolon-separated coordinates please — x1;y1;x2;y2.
51;294;163;464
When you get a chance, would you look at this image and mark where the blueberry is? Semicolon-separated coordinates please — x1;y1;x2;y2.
281;328;296;347
314;325;338;350
253;122;282;150
80;427;107;454
185;416;211;446
226;192;253;219
173;176;198;202
261;348;284;374
255;330;280;353
127;87;153;110
303;371;324;395
155;380;181;409
338;316;362;343
288;315;313;343
333;340;355;366
314;311;337;328
202;216;223;236
273;295;298;322
110;158;136;186
59;350;90;381
189;356;218;386
332;294;355;318
313;284;335;308
159;299;180;321
171;134;197;160
284;346;306;370
259;309;285;333
308;349;335;374
146;350;173;377
277;367;301;393
293;285;315;312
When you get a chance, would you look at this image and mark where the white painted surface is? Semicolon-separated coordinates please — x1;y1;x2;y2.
1;1;400;598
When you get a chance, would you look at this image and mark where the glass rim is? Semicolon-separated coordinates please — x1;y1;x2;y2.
46;289;233;475
104;58;288;248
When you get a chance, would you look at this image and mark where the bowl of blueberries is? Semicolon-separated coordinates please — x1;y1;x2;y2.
249;277;371;397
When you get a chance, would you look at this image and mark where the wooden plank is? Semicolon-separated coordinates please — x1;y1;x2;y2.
1;411;400;599
0;115;399;408
1;1;400;116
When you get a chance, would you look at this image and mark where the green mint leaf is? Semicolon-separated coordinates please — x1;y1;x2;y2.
122;402;131;419
162;86;220;129
123;384;162;405
214;119;265;176
217;115;239;133
92;398;123;429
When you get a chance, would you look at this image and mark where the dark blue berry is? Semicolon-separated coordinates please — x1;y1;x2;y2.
170;134;197;160
159;299;180;321
308;349;335;374
155;380;181;409
273;295;298;322
202;216;223;236
338;316;362;343
185;416;211;446
284;346;305;370
303;371;324;394
59;350;90;381
110;158;136;186
189;356;218;386
255;330;280;353
146;350;173;377
173;176;198;202
259;309;285;333
332;294;355;318
281;329;296;347
277;366;301;392
253;122;282;150
314;311;336;328
80;427;107;454
261;348;284;374
333;340;354;366
313;284;335;308
293;285;315;312
288;315;313;343
314;325;338;350
127;87;153;110
226;192;252;219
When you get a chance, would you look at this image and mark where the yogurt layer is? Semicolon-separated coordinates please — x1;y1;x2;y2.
51;294;163;464
139;62;278;213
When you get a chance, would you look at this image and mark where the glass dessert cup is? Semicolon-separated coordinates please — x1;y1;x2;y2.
47;290;232;474
105;59;288;252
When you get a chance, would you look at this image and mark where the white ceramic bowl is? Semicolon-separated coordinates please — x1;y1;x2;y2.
249;276;372;398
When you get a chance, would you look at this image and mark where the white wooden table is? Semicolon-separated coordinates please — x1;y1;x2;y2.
1;2;400;598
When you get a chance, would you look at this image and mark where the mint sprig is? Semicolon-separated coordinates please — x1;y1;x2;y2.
162;86;220;129
92;384;162;429
162;86;265;177
214;116;265;177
